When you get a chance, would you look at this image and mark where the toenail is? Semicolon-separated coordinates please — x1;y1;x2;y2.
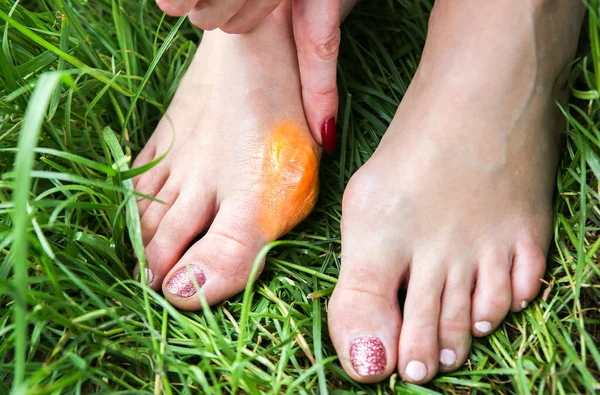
143;268;154;285
520;299;529;309
439;349;457;367
475;321;493;334
165;264;206;298
404;361;427;382
349;336;386;376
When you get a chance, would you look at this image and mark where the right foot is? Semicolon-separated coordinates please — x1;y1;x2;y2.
132;2;319;309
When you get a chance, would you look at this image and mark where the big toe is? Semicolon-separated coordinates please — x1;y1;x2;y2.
328;271;402;383
328;191;404;383
161;200;266;309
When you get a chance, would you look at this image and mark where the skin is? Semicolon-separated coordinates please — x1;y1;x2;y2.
135;0;586;385
156;0;344;150
327;0;586;384
133;2;321;310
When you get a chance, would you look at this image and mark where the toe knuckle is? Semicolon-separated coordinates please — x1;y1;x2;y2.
331;286;391;319
141;215;161;237
338;286;388;303
440;317;470;333
208;230;258;270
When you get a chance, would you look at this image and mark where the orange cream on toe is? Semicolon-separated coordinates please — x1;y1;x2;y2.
261;121;320;239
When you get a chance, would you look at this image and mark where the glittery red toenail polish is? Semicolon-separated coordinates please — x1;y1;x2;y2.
165;264;206;298
321;117;336;153
350;336;386;376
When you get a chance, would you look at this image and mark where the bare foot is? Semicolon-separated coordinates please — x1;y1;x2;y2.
328;0;585;384
132;1;319;309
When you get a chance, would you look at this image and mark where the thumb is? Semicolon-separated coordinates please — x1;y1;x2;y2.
292;0;341;153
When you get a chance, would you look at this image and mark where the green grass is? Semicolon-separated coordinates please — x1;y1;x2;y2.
1;0;599;393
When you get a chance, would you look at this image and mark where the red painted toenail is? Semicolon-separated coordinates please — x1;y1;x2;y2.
165;264;206;298
350;336;386;376
321;117;336;153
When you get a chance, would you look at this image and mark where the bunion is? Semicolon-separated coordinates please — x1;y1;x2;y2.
261;121;319;239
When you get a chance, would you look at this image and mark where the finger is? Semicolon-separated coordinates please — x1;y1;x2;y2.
188;0;246;31
220;0;283;34
156;0;201;17
292;0;341;152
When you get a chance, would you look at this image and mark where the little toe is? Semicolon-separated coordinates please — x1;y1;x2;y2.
162;201;266;309
510;239;546;312
398;257;445;384
471;251;512;337
437;266;474;372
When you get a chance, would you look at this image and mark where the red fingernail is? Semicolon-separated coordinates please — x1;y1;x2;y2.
321;117;336;153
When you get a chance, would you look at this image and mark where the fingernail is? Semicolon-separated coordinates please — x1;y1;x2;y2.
350;336;386;376
405;360;427;382
439;349;457;367
144;268;154;285
321;117;336;153
520;299;528;309
475;321;493;334
165;264;206;298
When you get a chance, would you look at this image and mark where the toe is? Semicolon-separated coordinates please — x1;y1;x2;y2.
142;188;216;288
471;250;512;337
161;200;266;309
132;144;156;188
510;239;546;312
328;266;402;383
328;183;405;383
328;174;409;383
398;256;444;384
437;265;474;372
140;178;179;245
135;166;170;218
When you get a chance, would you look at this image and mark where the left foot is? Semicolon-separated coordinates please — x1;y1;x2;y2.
328;0;585;384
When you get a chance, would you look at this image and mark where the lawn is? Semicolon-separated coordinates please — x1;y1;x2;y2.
0;0;599;393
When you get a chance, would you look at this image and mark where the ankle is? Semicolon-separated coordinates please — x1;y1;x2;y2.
420;0;583;92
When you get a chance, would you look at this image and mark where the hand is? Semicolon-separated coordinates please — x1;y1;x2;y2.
155;0;285;34
156;0;341;152
293;0;340;152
